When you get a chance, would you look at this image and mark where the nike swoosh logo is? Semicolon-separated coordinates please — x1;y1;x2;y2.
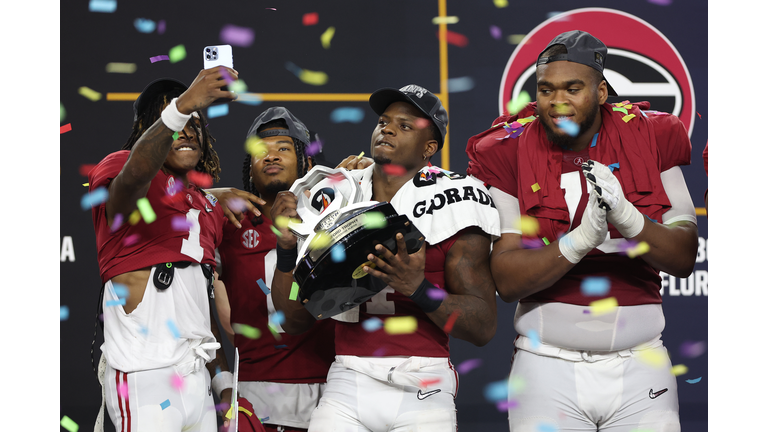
417;389;441;400
649;388;668;399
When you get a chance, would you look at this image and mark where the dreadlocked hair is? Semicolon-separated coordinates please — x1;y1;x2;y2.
122;92;222;182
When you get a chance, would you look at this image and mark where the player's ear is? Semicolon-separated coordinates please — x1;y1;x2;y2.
307;156;315;170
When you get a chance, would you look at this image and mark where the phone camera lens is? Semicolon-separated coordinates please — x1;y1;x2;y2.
206;48;211;52
206;55;211;59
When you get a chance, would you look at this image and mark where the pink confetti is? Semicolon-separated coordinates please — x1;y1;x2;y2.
266;7;276;10
171;373;185;390
157;20;166;34
489;25;502;40
372;347;386;357
382;164;407;176
225;197;247;213
187;171;212;188
171;216;193;231
124;234;141;246
456;358;483;374
414;118;431;129
427;288;447;300
306;140;323;156
496;399;519;411
647;0;672;4
420;377;441;388
111;213;124;232
150;55;169;63
679;340;707;358
214;402;230;411
117;382;129;399
220;24;255;47
328;173;346;184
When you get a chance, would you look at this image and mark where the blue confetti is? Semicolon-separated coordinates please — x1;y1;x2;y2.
207;104;229;119
330;244;346;262
330;107;365;124
235;94;263;106
285;61;303;77
590;133;599;147
89;0;117;13
686;377;702;384
81;186;109;210
257;279;270;295
270;311;285;325
113;283;128;299
580;277;611;296
60;306;70;321
133;18;156;33
167;319;180;338
607;162;620;172
362;317;383;332
557;119;579;137
483;379;508;402
105;299;126;307
160;399;171;410
260;417;270;422
537;423;558;432
526;330;540;349
447;76;475;93
274;345;287;349
644;214;658;223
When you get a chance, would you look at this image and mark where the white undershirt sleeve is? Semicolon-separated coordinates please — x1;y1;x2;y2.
659;166;697;226
488;187;522;235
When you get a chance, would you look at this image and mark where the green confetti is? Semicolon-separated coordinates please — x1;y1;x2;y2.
289;282;300;301
168;44;187;63
60;415;79;432
506;90;530;115
60;102;66;123
321;26;336;49
270;225;283;237
172;131;179;140
78;86;102;101
228;79;248;94
542;237;550;245
136;197;157;224
362;212;387;229
232;323;261;339
612;106;628;115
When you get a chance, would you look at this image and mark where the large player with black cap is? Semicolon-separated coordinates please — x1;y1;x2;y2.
87;67;256;431
213;106;336;432
269;84;500;431
466;30;698;431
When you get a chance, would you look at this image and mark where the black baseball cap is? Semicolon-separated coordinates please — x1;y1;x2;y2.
537;30;618;96
369;84;448;149
247;106;311;145
133;78;188;121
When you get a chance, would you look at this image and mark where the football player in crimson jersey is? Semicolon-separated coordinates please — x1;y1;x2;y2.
466;30;698;431
88;69;267;432
213;107;336;432
269;85;500;431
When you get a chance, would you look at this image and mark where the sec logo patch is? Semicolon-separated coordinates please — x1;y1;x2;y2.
241;229;260;249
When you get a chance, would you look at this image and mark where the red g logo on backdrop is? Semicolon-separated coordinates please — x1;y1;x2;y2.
499;8;696;137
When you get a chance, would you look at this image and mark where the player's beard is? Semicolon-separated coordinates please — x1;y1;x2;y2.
373;155;392;166
264;180;291;197
540;102;599;150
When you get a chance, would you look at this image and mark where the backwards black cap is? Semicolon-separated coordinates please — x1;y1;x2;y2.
368;84;448;149
247;106;311;145
133;78;188;122
537;30;618;96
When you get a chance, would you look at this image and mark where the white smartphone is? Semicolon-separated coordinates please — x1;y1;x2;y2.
203;45;233;69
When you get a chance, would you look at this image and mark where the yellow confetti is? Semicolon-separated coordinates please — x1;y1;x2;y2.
637;348;666;368
308;231;333;250
506;90;531;115
507;34;526;45
670;364;688;376
82;183;89;187
225;406;233;420
245;137;268;157
274;215;290;229
432;16;459;24
625;104;632;110
627;241;650;258
517;117;535;125
299;68;329;86
553;103;569;115
531;182;540;192
517;216;539;236
128;209;142;225
494;0;508;7
384;316;418;335
614;102;625;108
622;114;636;123
228;79;248;94
105;62;137;73
589;297;618;316
321;26;335;49
78;86;102;101
357;151;365;159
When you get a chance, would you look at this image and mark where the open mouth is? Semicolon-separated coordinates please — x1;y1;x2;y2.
375;141;394;148
175;145;197;152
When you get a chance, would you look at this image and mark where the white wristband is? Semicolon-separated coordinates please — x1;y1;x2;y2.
609;201;646;239
160;98;192;132
211;371;234;399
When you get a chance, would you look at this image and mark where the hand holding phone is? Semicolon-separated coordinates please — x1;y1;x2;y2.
203;45;233;69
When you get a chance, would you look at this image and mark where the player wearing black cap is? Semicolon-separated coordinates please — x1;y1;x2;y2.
269;85;501;431
87;67;254;432
466;30;697;431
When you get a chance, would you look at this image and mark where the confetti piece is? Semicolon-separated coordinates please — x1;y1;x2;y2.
362;212;387;229
557;118;580;136
167;319;180;338
236;93;263;106
60;305;70;321
270;225;283;237
306;139;323;156
483;379;508;402
270;311;285;325
420;377;441;388
105;299;126;307
171;373;185;390
228;80;248;94
128;209;142;225
225;406;233;419
302;12;319;26
647;0;672;4
207;104;229;119
670;364;688;376
257;279;270;295
157;20;166;34
357;151;366;159
612;106;628;115
627;241;650;258
89;0;116;13
537;423;558;432
60;415;79;432
637;348;666;368
518;215;539;236
414;118;432;130
531;183;540;193
160;399;171;410
79;86;102;101
245;136;268;157
81;187;109;210
266;7;276;10
133;18;156;33
427;288;447;300
679;340;707;358
274;344;287;349
581;277;611;296
150;55;169;63
233;323;261;339
289;282;300;301
123;234;140;246
61;123;72;134
330;107;365;123
331;244;346;263
105;62;137;74
438;30;468;47
220;24;255;47
363;317;383;332
308;232;333;250
187;171;213;188
507;90;531;115
497;399;519;411
60;102;66;122
697;111;701;119
169;45;186;63
136;197;157;223
686;377;702;384
432;16;459;24
372;347;387;357
299;68;329;86
320;26;335;49
526;330;540;349
442;310;460;333
117;382;129;398
447;76;475;93
171;216;193;231
507;34;526;45
113;283;129;298
456;358;482;374
493;0;508;7
489;25;502;40
509;375;525;395
384;316;418;335
622;114;636;123
589;297;618;316
382;164;407;176
607;163;620;172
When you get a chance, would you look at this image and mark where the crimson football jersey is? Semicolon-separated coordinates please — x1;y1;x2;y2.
89;150;225;283
334;232;460;358
218;215;335;383
466;105;691;307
